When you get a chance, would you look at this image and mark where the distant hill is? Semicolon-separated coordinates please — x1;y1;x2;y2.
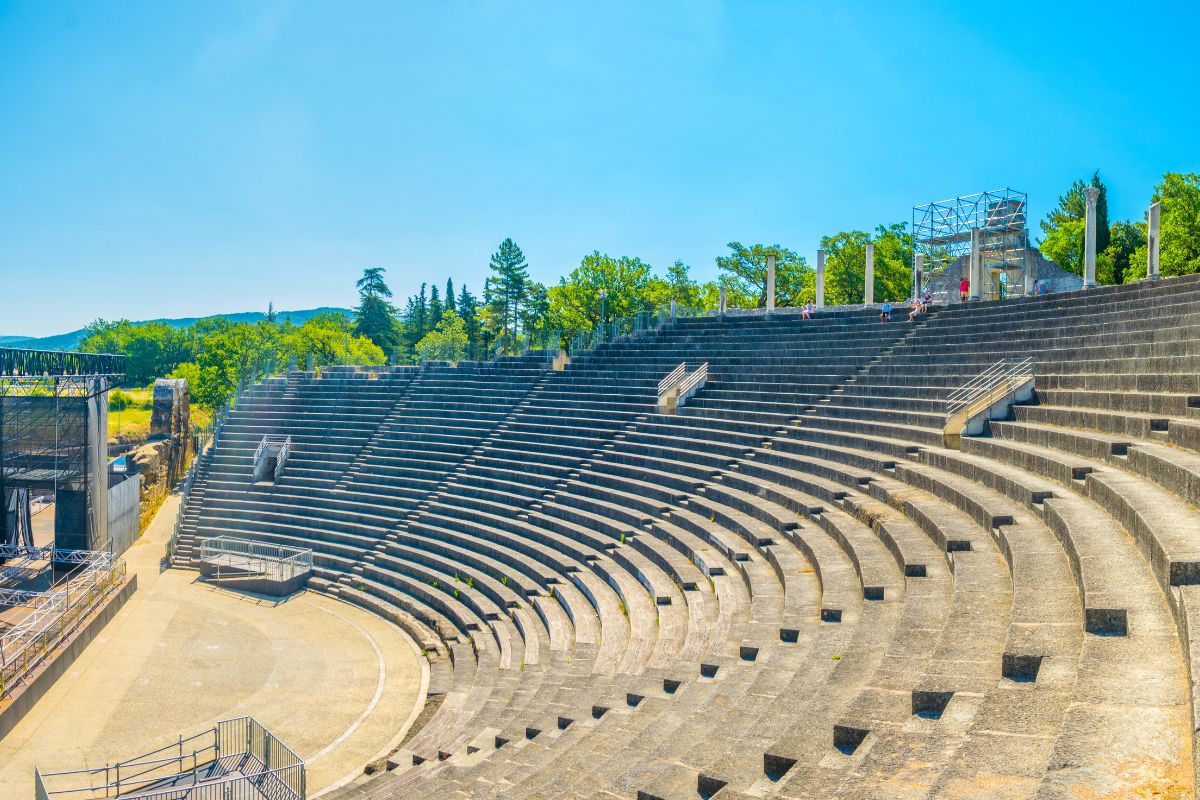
1;307;353;351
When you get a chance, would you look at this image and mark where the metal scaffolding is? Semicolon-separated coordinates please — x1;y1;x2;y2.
913;188;1031;301
0;348;123;554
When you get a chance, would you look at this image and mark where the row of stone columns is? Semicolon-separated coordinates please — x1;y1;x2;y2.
1082;192;1162;287
753;196;1165;313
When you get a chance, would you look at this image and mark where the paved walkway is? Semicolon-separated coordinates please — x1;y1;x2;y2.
0;492;426;798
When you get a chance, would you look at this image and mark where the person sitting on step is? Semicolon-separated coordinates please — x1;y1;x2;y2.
880;300;892;322
908;298;924;322
800;301;815;320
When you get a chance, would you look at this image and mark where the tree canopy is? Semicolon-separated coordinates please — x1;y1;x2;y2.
353;267;401;352
1039;171;1108;276
716;243;810;308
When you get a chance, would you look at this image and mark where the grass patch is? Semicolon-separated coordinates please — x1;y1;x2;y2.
107;387;213;445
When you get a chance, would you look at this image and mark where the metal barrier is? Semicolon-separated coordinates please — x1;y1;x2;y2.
251;434;292;483
197;536;313;583
35;716;305;800
944;357;1036;447
0;549;127;700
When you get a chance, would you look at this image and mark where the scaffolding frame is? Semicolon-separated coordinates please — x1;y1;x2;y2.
0;351;123;553
913;188;1031;301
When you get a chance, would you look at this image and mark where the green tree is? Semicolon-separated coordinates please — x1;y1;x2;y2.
353;267;400;350
416;310;469;362
445;278;456;315
548;252;657;333
716;242;810;308
820;223;913;304
457;284;481;345
79;319;192;386
1039;171;1108;276
519;282;552;343
1131;172;1200;279
1100;220;1145;285
663;261;720;310
429;284;443;323
488;238;530;335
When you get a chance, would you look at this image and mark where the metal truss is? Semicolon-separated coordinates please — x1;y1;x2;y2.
0;547;123;691
0;348;125;379
913;188;1031;300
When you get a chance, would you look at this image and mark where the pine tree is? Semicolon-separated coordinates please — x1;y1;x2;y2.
488;238;529;335
353;268;400;350
266;301;277;323
429;285;443;323
445;278;456;315
413;283;428;339
457;284;480;345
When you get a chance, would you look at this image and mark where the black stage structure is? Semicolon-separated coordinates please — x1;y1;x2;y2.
0;348;125;555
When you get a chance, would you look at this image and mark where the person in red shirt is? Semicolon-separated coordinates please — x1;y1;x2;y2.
959;276;970;302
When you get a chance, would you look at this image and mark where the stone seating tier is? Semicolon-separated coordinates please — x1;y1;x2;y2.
180;274;1200;799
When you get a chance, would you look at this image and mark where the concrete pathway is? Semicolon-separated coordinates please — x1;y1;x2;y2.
0;491;426;798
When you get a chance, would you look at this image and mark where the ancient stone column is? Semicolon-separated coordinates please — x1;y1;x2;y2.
1148;201;1162;280
816;249;826;307
719;286;727;315
864;243;875;305
766;253;776;312
969;228;982;301
913;253;924;297
1084;186;1099;288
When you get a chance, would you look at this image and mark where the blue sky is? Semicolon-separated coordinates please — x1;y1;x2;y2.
1;1;1197;336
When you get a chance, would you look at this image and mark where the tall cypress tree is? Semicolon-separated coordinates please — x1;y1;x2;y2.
413;283;428;339
429;285;443;323
353;267;400;350
445;278;456;315
458;284;480;344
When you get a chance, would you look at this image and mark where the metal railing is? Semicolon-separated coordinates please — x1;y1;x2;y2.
197;536;314;583
36;716;305;800
0;549;127;700
675;362;708;408
274;436;292;482
944;357;1036;445
656;362;709;413
945;357;1036;418
657;363;687;396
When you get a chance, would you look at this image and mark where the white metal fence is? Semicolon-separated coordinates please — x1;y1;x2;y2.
197;536;313;583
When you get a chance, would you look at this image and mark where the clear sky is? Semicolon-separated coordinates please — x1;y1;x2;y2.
2;1;1197;336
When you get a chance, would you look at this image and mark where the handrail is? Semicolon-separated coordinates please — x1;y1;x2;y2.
657;363;687;395
274;435;293;482
675;362;708;408
944;357;1036;447
37;716;305;800
657;362;708;414
945;357;1035;418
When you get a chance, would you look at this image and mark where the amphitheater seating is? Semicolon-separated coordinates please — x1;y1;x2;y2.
176;274;1200;799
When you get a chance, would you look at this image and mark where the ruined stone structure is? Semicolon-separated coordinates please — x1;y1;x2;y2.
129;378;192;530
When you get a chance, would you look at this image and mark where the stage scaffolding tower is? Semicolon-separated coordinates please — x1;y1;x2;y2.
913;188;1031;301
0;348;125;555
